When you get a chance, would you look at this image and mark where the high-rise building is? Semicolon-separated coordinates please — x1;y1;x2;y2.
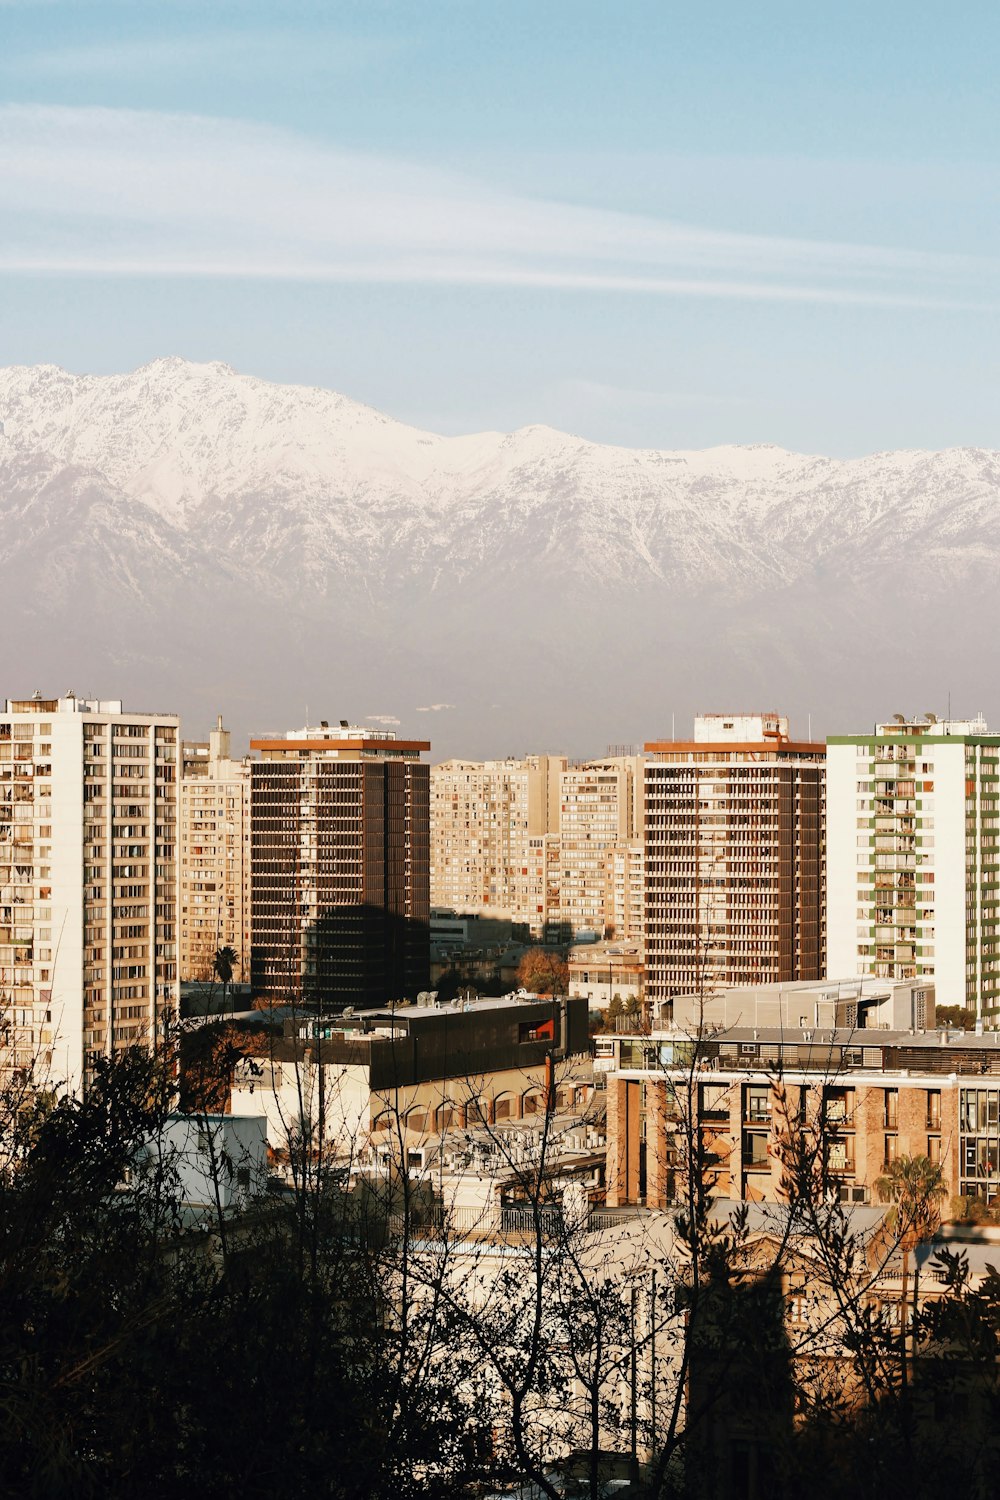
250;723;430;1010
0;694;179;1091
604;840;645;947
558;758;643;937
178;717;251;984
827;713;1000;1019
644;714;825;1012
429;755;565;936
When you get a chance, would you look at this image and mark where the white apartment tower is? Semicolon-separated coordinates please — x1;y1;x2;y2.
178;716;251;985
827;714;1000;1020
0;694;179;1091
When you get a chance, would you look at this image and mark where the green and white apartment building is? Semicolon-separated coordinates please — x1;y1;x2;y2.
827;715;1000;1024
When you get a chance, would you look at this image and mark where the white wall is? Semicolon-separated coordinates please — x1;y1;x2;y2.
931;741;969;1008
47;713;85;1090
143;1113;268;1210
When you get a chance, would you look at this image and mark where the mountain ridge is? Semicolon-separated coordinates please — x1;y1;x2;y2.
1;357;997;755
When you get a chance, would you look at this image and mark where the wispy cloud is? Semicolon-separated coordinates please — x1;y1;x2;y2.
415;704;455;713
366;714;400;725
0;104;995;309
4;31;399;79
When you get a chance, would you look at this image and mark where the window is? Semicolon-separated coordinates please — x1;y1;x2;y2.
884;1089;898;1129
826;1139;854;1173
742;1131;769;1170
744;1084;771;1123
700;1082;730;1119
823;1088;852;1125
927;1090;942;1130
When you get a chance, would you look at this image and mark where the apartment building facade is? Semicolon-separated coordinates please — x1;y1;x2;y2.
250;724;430;1010
602;1018;992;1210
0;694;179;1091
644;714;825;1013
178;717;251;984
827;714;1000;1020
604;839;644;947
429;755;565;937
557;757;643;938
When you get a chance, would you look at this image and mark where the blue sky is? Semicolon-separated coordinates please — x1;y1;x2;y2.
2;0;999;452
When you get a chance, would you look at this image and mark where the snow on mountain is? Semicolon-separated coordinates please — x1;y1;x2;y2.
1;357;998;754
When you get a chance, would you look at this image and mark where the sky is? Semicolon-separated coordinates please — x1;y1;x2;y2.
2;0;1000;454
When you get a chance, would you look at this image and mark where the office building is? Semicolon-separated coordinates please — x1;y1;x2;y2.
0;693;179;1090
644;713;825;1013
827;713;1000;1021
250;723;430;1010
230;993;591;1154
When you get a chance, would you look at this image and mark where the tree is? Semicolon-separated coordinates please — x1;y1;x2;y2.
0;1042;461;1499
934;1004;977;1031
875;1154;948;1246
517;948;568;995
212;944;240;1013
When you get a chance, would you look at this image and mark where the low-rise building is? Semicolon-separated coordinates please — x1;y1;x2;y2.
567;943;644;1010
230;993;592;1158
663;975;935;1034
602;1021;1000;1209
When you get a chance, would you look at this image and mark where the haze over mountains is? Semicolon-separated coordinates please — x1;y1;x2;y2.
0;357;996;756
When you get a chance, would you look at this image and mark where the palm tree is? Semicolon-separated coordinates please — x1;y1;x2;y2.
212;946;240;1015
875;1153;948;1391
875;1153;947;1244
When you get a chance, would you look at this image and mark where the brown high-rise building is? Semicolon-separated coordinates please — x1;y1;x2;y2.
250;724;430;1011
644;714;825;1013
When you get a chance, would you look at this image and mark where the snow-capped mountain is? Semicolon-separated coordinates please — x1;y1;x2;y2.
0;357;997;755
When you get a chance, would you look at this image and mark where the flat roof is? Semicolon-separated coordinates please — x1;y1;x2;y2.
645;740;824;755
250;737;430;753
630;1025;996;1050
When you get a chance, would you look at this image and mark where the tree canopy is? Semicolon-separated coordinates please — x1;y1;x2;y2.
516;947;569;994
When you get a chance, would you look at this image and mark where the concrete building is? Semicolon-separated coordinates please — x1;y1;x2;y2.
429;756;566;937
602;1021;1000;1209
664;975;935;1034
557;757;643;939
644;713;825;1014
604;839;644;947
567;943;644;1010
429;753;642;943
178;716;251;985
139;1113;268;1213
0;693;179;1091
827;713;1000;1021
230;993;592;1156
250;723;430;1011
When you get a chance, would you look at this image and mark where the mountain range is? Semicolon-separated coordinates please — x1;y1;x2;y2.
0;356;996;756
